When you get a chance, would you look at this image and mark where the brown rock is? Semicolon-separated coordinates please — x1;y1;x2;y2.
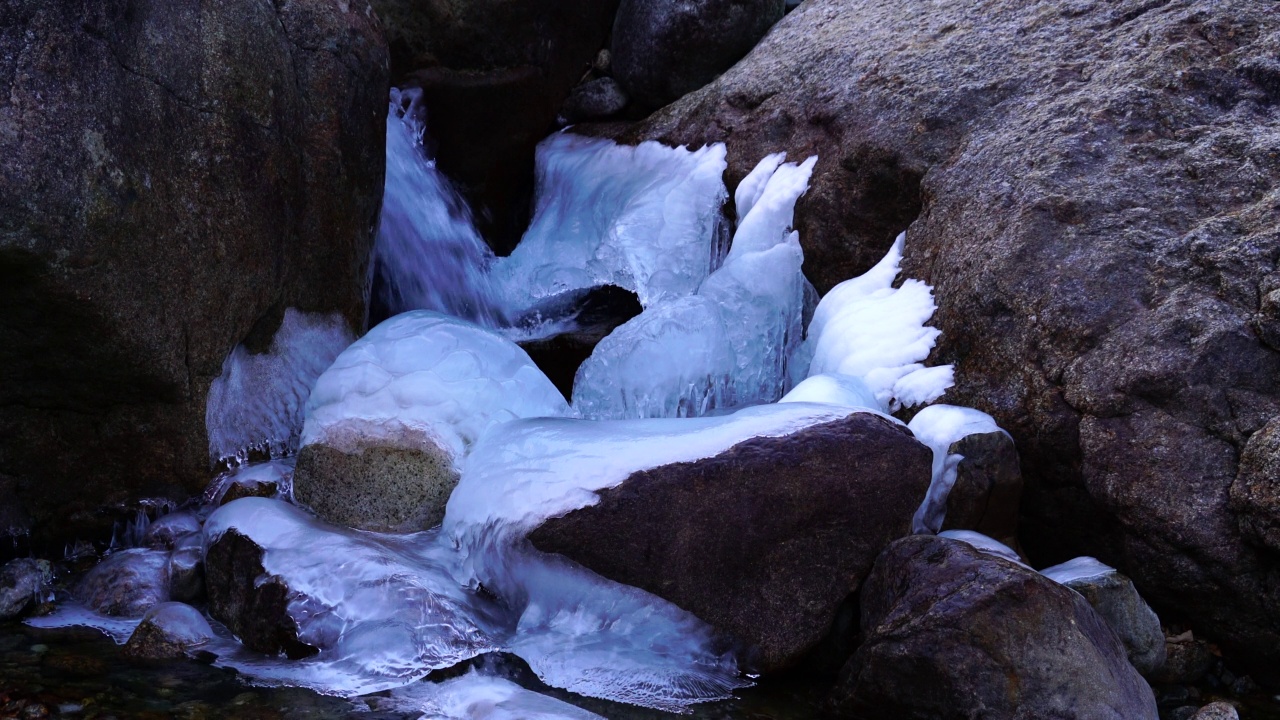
0;0;388;553
530;412;931;672
939;430;1023;545
1230;415;1280;553
831;535;1158;719
205;529;317;659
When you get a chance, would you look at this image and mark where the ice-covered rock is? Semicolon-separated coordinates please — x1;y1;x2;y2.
571;155;814;419
141;511;202;550
937;529;1025;566
122;602;215;660
0;559;52;620
802;233;953;411
1042;557;1166;677
75;548;169;617
494;133;728;310
380;673;603;720
779;373;882;410
294;311;572;531
907;404;1010;534
205;309;353;466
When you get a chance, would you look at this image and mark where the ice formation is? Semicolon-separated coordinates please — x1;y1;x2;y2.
373;89;506;326
800;232;954;411
908;404;1009;534
1040;556;1116;585
938;530;1026;566
205;309;353;466
300;311;573;461
493;133;729;309
379;673;604;720
779;373;883;410
571;156;815;419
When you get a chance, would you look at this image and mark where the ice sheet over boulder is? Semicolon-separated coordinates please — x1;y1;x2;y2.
494;133;729;309
907;404;1008;534
571;156;814;419
294;311;572;531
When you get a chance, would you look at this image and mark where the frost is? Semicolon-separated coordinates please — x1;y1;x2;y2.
908;404;1007;534
300;311;573;461
205;309;353;466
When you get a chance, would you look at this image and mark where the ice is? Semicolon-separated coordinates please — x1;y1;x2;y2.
379;674;604;720
801;233;953;411
733;152;786;222
373;89;506;326
135;602;215;646
1040;556;1115;585
205;309;353;466
907;404;1008;534
300;311;573;460
570;155;815;419
779;373;883;410
494;133;729;309
938;530;1026;567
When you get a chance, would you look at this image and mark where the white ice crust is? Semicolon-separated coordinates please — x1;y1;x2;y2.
300;311;573;459
206;309;353;465
1040;556;1116;585
908;404;1008;534
938;530;1026;566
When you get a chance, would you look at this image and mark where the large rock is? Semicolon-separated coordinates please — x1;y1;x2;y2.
377;0;621;253
0;559;52;620
830;535;1158;719
75;548;169;617
0;0;388;552
614;0;1280;681
612;0;785;110
1230;415;1280;552
1042;558;1167;677
940;430;1023;545
204;527;316;659
530;412;931;672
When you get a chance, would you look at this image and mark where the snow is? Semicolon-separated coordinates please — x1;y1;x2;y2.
801;233;953;411
570;155;815;419
205;309;353;466
300;311;573;460
1040;556;1115;585
907;404;1007;534
494;133;728;310
780;373;884;410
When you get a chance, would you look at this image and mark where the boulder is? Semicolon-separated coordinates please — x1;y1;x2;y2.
1230;415;1280;552
204;528;316;659
0;0;388;553
559;78;630;124
141;512;202;550
514;285;644;399
530;412;931;672
1042;558;1166;677
294;311;572;532
0;559;52;620
122;602;214;660
377;0;621;252
75;548;169;617
612;0;785;110
940;430;1023;545
1192;703;1241;720
830;535;1158;719
614;0;1280;681
168;535;205;604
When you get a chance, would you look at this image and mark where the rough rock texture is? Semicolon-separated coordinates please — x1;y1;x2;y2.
1192;703;1241;720
205;528;316;659
613;0;1280;681
1230;415;1280;552
384;0;620;253
612;0;785;111
1152;635;1217;686
559;77;630;124
0;0;388;552
294;431;458;532
122;602;214;660
940;430;1023;545
1061;569;1166;677
75;548;169;617
831;536;1158;719
530;413;931;672
0;559;52;620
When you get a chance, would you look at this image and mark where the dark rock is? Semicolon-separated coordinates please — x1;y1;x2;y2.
1191;702;1241;720
381;0;620;254
205;528;317;659
531;412;931;672
141;512;202;550
218;480;279;506
611;0;1280;682
0;559;52;620
939;430;1023;545
612;0;785;110
831;535;1158;719
1057;567;1166;677
560;78;630;124
168;537;205;604
1230;416;1280;553
75;548;169;617
122;602;214;660
0;0;388;554
516;285;644;399
1153;636;1218;686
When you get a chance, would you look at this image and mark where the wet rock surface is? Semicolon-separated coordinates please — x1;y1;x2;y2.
1059;568;1166;677
560;77;631;124
531;412;931;672
204;528;317;659
611;0;1280;681
0;0;388;553
830;535;1159;719
0;559;52;620
612;0;785;110
74;549;169;618
122;602;214;660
